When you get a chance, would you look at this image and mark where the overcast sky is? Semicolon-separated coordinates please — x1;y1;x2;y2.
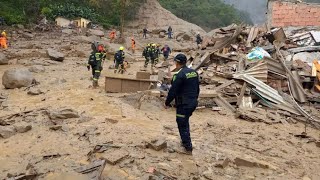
223;0;267;25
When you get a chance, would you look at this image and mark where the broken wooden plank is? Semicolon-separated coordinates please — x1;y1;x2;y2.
287;46;320;53
194;24;244;71
237;82;247;106
246;27;259;47
75;159;107;180
193;51;211;70
213;94;236;113
214;80;236;92
274;43;307;96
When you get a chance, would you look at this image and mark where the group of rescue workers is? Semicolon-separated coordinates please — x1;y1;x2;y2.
0;27;199;153
86;34;198;154
87;42;127;88
142;43;171;68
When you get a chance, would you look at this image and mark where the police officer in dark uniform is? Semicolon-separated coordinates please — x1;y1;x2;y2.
165;54;200;153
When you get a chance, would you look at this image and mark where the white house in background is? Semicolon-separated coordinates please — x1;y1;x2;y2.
74;17;91;28
55;17;91;28
55;17;71;27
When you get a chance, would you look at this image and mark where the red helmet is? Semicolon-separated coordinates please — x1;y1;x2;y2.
98;44;104;52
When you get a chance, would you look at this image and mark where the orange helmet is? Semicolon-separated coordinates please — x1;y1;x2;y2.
98;44;104;52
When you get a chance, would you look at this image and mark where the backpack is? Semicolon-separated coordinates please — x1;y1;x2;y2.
114;51;124;62
88;53;97;66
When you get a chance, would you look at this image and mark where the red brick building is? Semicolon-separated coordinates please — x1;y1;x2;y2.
268;0;320;27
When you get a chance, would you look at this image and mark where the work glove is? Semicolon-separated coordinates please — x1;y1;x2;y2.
87;66;90;71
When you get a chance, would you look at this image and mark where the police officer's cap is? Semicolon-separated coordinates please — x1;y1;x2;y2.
174;54;187;63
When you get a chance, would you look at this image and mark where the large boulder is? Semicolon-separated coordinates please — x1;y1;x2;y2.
151;28;166;34
176;32;192;41
47;48;65;62
22;32;34;39
87;29;104;37
159;32;166;38
2;68;34;89
79;35;100;44
0;53;9;65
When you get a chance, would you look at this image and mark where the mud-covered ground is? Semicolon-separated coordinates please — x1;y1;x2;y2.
0;31;320;180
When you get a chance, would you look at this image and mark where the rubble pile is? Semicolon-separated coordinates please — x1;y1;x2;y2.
155;24;320;129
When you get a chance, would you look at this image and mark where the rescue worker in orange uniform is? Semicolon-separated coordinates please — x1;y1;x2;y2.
109;30;116;43
0;34;7;49
131;37;136;53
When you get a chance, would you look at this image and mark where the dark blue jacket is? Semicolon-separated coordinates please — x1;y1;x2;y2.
165;66;200;107
114;50;125;63
161;46;171;56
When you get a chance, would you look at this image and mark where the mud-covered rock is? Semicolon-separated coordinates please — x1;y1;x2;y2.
16;24;25;29
79;35;100;44
103;149;129;165
86;29;104;37
2;68;34;89
176;32;192;41
147;139;167;151
47;48;65;62
0;53;9;65
151;28;166;34
0;126;16;138
234;155;277;169
22;32;34;39
62;29;73;35
159;32;166;38
14;123;32;133
49;108;80;120
29;65;45;73
27;88;44;95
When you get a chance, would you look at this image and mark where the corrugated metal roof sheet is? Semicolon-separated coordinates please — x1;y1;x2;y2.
234;74;301;114
263;57;286;76
234;61;268;82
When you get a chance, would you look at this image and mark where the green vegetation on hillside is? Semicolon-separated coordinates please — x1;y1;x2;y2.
0;0;252;30
0;0;144;28
159;0;253;30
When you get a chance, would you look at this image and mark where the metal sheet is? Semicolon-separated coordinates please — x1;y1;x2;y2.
310;31;320;43
233;74;285;104
235;62;268;82
263;57;286;75
234;74;301;115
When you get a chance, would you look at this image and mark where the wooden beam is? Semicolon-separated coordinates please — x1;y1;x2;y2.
237;82;247;106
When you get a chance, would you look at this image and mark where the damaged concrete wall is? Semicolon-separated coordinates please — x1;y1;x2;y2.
268;0;320;27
